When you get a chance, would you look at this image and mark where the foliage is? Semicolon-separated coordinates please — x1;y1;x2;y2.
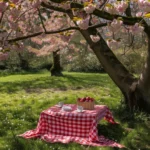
0;48;53;72
61;31;104;73
63;52;104;72
0;71;150;150
122;53;146;74
0;0;149;57
115;47;147;74
1;45;146;74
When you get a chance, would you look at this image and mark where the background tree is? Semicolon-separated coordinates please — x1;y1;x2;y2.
30;33;69;76
30;10;74;76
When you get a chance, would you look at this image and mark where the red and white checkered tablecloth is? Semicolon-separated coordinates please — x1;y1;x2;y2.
19;104;124;148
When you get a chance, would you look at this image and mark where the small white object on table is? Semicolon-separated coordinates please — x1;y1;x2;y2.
61;105;72;111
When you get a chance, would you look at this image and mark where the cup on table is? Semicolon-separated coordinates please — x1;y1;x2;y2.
58;101;64;108
77;106;83;112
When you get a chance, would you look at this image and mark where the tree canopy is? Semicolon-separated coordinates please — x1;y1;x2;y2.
1;0;150;112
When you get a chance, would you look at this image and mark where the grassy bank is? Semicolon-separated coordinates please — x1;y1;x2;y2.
0;71;149;150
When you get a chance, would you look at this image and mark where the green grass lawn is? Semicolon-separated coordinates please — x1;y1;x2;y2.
0;71;150;150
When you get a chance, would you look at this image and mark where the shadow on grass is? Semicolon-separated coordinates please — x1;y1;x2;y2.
112;105;150;150
97;123;125;143
8;124;127;150
8;137;85;150
0;69;48;77
0;73;112;93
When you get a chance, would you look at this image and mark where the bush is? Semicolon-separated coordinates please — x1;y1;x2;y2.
62;52;105;73
115;48;147;74
0;49;53;73
123;53;145;74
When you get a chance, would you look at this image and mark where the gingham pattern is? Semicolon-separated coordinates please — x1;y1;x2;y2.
19;105;124;148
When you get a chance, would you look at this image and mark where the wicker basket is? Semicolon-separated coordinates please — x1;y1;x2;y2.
77;101;95;110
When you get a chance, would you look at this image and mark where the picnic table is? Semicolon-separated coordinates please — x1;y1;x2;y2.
19;104;124;148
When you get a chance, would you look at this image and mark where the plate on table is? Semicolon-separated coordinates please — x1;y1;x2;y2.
61;106;72;111
57;105;63;108
75;109;85;113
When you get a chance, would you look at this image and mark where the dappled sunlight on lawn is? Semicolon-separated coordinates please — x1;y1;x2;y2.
0;72;118;93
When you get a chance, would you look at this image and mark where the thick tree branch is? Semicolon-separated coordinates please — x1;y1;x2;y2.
42;2;147;27
41;2;69;13
89;23;107;29
7;26;78;43
8;32;43;43
7;22;107;43
100;0;109;10
45;26;78;34
49;0;67;3
0;12;4;24
38;8;47;32
71;3;145;26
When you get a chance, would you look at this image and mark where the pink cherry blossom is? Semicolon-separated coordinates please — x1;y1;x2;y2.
115;1;128;14
67;55;72;61
105;2;128;14
107;39;119;50
76;17;90;30
91;17;99;24
61;3;70;10
105;6;118;14
141;1;149;10
84;4;96;14
80;40;86;45
69;44;76;50
96;2;103;9
130;23;144;34
90;35;100;43
0;52;9;61
8;22;18;30
32;0;41;8
11;0;20;4
72;9;78;16
8;9;20;21
138;0;150;13
0;2;8;12
136;12;143;17
108;19;123;33
61;35;70;42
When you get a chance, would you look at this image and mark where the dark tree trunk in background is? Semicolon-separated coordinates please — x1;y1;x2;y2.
50;50;63;76
18;53;29;71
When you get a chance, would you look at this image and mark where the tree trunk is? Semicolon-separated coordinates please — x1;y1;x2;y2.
51;50;63;76
18;53;29;71
135;28;150;112
78;27;150;113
